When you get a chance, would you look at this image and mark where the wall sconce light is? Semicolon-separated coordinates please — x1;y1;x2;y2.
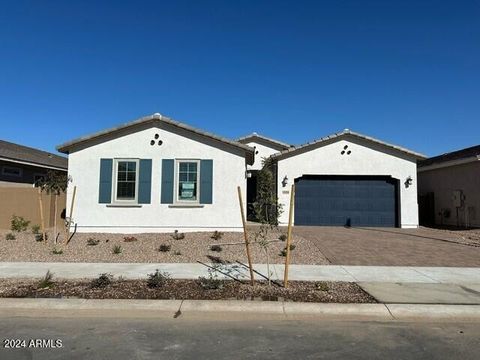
405;176;413;188
282;175;288;187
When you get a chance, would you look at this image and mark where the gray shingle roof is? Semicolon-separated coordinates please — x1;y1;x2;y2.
418;144;480;168
57;113;255;164
237;132;293;150
0;140;67;170
270;129;427;160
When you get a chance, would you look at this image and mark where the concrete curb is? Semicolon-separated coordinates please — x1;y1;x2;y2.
0;298;479;321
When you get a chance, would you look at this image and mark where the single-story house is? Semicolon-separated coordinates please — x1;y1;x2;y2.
418;145;480;228
57;113;426;233
270;130;426;228
56;113;254;233
0;139;67;187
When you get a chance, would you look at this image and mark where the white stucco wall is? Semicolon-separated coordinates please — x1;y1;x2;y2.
66;124;247;233
418;161;480;227
276;137;419;228
244;141;282;170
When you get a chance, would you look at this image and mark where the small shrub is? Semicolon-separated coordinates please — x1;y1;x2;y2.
171;230;185;240
87;238;100;246
38;270;54;289
113;245;122;254
10;215;30;232
316;282;330;292
158;244;171;252
211;231;224;240
147;269;170;288
173;250;182;256
278;234;287;242
123;236;137;242
31;224;41;235
5;233;16;241
52;247;63;255
198;267;224;290
35;233;47;242
90;273;113;288
279;244;296;257
210;244;223;252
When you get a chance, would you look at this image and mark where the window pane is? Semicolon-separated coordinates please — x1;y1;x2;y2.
118;162;127;171
118;172;126;181
127;172;136;181
179;163;188;172
189;163;197;172
128;162;136;172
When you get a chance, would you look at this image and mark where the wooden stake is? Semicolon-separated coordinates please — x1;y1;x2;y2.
66;186;77;244
237;186;254;285
53;194;58;245
37;188;46;244
284;184;295;288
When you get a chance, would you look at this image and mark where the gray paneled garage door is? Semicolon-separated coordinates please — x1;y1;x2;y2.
294;175;398;227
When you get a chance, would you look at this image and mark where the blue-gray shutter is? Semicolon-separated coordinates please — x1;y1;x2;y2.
138;159;152;204
99;159;113;204
200;159;213;204
161;159;174;204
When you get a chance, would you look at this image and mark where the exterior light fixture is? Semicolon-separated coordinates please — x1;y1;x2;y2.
405;176;413;188
282;175;288;187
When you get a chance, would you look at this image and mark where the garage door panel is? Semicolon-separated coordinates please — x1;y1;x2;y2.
295;176;398;227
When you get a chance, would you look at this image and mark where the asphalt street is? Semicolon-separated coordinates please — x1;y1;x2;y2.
0;313;479;359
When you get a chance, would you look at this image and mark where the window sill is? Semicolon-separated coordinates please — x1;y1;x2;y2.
168;204;205;208
106;204;143;208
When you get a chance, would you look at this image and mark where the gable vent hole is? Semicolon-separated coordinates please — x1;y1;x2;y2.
158;140;163;146
255;151;259;155
150;140;155;146
347;150;351;155
343;145;348;150
341;151;345;155
154;134;159;139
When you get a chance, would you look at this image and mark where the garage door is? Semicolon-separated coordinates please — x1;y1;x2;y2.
294;175;398;227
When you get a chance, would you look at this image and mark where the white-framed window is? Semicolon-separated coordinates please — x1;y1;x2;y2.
113;159;139;203
2;166;22;177
175;159;200;203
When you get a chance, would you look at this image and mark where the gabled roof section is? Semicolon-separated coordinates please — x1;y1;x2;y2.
57;113;255;164
271;129;426;160
0;139;67;170
418;144;480;169
237;132;293;150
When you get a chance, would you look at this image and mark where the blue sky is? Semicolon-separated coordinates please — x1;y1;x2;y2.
0;0;479;156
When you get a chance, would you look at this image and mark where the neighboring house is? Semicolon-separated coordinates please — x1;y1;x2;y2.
0;139;67;187
56;113;254;233
418;145;480;228
270;130;426;228
0;140;68;229
237;132;292;219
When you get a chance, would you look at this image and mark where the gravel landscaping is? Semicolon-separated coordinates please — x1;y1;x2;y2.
0;277;375;303
0;228;330;265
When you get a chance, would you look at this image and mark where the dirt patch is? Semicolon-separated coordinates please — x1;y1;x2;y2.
0;228;330;265
418;226;480;247
0;278;374;303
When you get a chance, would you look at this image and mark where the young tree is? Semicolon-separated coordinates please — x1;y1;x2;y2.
252;158;283;285
36;170;69;244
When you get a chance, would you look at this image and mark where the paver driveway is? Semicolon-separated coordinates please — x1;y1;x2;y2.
293;226;480;267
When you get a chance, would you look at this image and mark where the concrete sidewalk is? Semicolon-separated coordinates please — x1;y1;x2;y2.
1;262;479;284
